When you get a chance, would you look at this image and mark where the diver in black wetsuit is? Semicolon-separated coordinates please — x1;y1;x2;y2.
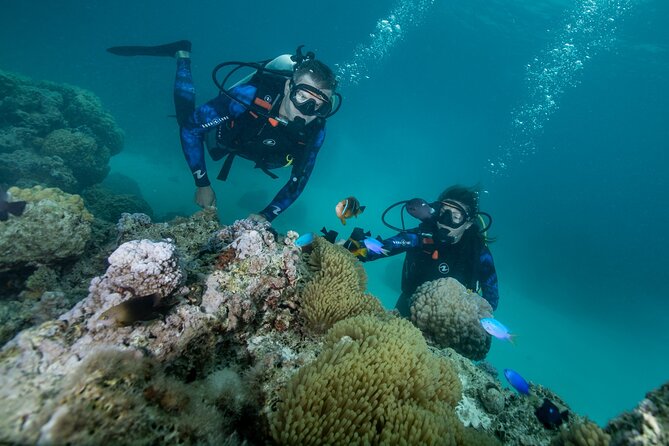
107;41;340;223
346;185;499;317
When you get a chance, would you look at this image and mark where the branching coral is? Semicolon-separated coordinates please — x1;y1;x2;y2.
299;237;384;333
411;277;493;360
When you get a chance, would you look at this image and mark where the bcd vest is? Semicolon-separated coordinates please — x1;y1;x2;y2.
209;72;324;180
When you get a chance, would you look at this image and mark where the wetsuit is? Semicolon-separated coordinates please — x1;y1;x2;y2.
174;58;326;222
359;225;498;316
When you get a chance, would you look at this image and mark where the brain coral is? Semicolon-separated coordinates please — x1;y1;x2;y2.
299;237;384;333
0;186;93;272
411;278;493;360
270;315;498;445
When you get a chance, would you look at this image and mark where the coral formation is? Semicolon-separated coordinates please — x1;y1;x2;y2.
0;186;93;272
411;277;493;360
299;237;384;333
2;208;661;445
550;419;610;445
201;219;302;337
0;149;77;191
103;239;183;299
41;128;110;186
81;184;153;222
271;315;471;444
0;69;123;191
605;381;669;446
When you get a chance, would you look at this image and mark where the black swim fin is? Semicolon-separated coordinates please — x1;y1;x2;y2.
106;40;191;57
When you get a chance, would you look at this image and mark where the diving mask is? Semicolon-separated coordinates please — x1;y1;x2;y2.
437;200;471;229
289;80;332;117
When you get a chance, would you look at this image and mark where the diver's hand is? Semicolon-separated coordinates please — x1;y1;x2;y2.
247;213;268;223
195;186;217;208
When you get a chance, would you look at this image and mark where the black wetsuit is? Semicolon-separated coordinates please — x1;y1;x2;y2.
360;225;499;316
174;58;325;222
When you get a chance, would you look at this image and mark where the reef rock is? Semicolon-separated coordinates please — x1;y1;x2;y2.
0;186;93;272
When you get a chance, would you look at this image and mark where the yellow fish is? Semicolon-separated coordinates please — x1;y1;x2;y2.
335;196;365;225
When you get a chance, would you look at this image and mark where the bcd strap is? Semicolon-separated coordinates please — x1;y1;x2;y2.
217;152;280;181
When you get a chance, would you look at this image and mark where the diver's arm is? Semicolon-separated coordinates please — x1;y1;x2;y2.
180;85;256;187
478;244;499;310
257;128;325;222
359;232;420;262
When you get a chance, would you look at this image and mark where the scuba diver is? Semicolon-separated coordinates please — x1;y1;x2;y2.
107;40;341;223
343;185;499;317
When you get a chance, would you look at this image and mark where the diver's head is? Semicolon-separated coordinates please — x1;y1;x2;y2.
435;185;480;244
280;59;337;124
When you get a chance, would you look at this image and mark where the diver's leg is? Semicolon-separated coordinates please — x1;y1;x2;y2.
394;293;412;318
107;40;191;57
174;53;195;127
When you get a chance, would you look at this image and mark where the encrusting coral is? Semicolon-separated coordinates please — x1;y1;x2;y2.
411;277;493;360
299;237;384;333
269;315;499;445
0;186;93;272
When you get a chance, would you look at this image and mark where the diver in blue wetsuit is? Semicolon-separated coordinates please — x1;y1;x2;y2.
345;185;499;317
107;41;340;223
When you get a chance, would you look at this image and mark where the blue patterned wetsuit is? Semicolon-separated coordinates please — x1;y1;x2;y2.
174;58;326;222
359;227;499;316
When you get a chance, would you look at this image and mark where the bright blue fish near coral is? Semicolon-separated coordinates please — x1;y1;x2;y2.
504;368;530;395
363;237;388;255
294;232;315;248
480;317;515;343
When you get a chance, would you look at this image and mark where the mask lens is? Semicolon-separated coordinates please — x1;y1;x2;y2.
438;202;468;228
290;83;332;117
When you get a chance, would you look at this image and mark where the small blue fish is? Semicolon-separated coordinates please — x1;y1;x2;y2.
480;317;515;343
504;368;530;395
294;232;315;248
363;237;388;255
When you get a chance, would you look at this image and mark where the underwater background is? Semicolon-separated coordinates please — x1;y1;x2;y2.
1;0;667;427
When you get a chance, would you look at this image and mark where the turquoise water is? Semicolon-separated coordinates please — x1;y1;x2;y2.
2;0;668;426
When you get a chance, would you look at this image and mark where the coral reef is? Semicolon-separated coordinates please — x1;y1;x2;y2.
0;69;123;191
201;219;302;338
269;315;498;445
550;419;610;445
1;209;664;445
0;148;77;191
81;184;153;222
41;128;110;186
0;186;93;272
299;237;385;333
411;277;493;360
605;381;669;445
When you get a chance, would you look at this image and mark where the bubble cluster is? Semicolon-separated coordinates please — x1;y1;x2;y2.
488;0;634;176
336;0;435;87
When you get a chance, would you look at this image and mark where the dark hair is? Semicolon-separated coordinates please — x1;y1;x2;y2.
294;59;338;91
438;185;480;217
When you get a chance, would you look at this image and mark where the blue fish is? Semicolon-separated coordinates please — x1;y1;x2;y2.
363;237;388;255
504;368;530;395
480;317;515;343
294;232;315;248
